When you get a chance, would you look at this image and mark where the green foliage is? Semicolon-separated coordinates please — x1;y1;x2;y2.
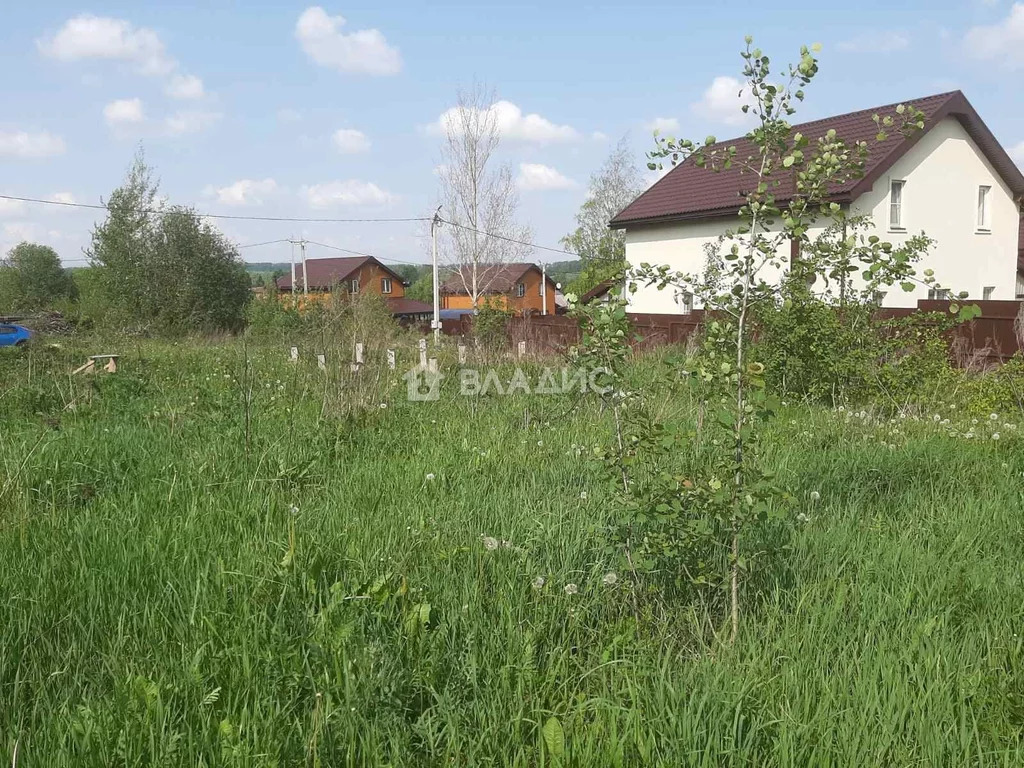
0;242;77;311
2;337;1023;764
562;137;643;296
405;271;434;303
87;149;250;334
472;301;514;350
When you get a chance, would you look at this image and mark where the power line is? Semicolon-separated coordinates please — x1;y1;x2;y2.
235;239;292;249
0;194;431;225
438;217;580;259
303;239;429;267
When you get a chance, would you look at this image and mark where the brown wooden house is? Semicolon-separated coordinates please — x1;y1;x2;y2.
440;263;557;316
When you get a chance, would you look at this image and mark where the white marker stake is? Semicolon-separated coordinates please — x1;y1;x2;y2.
386;349;396;370
418;338;428;368
518;341;526;360
354;342;364;365
427;358;438;373
458;344;467;365
290;346;299;363
317;354;326;371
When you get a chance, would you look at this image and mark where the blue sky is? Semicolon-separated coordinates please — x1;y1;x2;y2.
1;1;1022;269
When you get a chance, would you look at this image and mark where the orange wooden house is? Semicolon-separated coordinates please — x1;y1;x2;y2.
275;256;432;320
440;263;557;316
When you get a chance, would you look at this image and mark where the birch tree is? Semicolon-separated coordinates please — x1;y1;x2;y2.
436;85;531;306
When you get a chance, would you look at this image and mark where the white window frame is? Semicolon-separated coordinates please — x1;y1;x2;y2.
350;278;359;294
982;286;995;300
381;277;392;294
976;185;992;232
927;288;951;300
516;282;525;298
889;179;905;230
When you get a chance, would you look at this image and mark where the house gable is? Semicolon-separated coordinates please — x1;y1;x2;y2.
612;91;1024;229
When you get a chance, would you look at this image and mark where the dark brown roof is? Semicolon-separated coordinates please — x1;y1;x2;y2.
580;279;616;303
276;256;407;291
386;297;433;316
612;91;1024;228
440;262;553;295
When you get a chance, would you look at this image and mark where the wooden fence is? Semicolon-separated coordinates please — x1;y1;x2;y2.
439;301;1023;363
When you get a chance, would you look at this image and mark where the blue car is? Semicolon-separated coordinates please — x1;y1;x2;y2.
0;323;31;347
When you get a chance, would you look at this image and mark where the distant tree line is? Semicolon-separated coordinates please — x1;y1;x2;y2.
0;150;250;333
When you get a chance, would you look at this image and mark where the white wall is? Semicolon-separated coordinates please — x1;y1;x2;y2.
624;116;1019;312
850;116;1019;306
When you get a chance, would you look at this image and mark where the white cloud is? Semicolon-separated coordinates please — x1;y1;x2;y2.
837;31;910;53
430;100;579;143
691;76;756;127
38;14;175;75
646;117;680;134
333;128;370;153
206;178;278;206
2;222;40;243
517;163;578;191
591;131;609;141
51;192;76;205
965;3;1024;68
164;110;222;136
0;198;27;217
104;98;145;127
0;130;66;158
301;180;394;208
166;74;204;100
295;6;402;76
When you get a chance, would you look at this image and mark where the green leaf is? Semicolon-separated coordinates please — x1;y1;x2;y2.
900;282;915;292
542;716;565;758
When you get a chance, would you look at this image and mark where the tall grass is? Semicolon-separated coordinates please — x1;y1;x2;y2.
1;338;1022;765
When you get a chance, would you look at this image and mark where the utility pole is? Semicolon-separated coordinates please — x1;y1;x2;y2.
431;206;442;344
288;238;309;296
289;238;296;297
541;262;548;316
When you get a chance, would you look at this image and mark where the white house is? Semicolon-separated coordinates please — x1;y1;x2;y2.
611;91;1024;312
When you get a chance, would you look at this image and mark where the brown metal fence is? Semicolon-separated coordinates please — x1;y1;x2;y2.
440;301;1023;363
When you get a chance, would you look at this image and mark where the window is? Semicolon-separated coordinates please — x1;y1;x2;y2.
928;288;951;300
381;277;392;294
350;278;359;294
676;291;693;315
0;326;14;335
515;282;525;298
1017;274;1024;299
983;286;995;300
889;180;905;229
871;290;887;305
977;185;991;231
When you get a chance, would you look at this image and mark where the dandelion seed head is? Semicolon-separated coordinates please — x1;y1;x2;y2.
532;576;546;590
482;536;499;551
563;583;579;596
602;572;618;586
809;490;821;502
425;473;435;482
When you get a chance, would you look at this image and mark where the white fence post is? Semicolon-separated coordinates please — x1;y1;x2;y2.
427;358;438;373
354;342;364;365
289;346;299;363
518;340;526;360
418;338;428;368
317;354;326;371
458;344;467;365
387;349;396;370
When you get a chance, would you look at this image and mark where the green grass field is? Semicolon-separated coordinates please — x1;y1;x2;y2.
1;338;1023;766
